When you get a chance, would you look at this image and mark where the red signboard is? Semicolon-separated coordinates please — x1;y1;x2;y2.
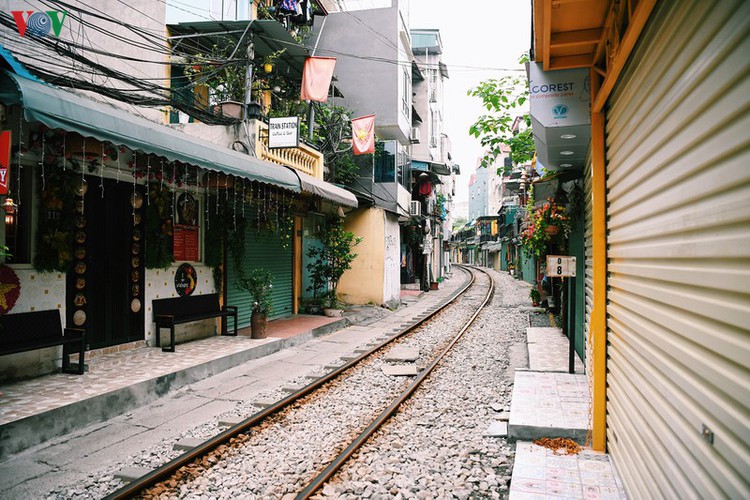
0;131;11;196
173;224;199;261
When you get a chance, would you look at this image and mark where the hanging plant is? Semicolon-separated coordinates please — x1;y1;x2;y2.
144;182;174;269
520;192;570;259
33;168;77;273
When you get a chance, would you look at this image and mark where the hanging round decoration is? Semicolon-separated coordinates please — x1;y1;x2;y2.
76;200;85;214
75;230;86;244
132;228;142;242
75;247;86;260
0;265;21;314
75;215;86;229
73;309;87;326
75;261;86;274
130;298;141;313
131;283;140;297
131;191;144;209
75;277;86;290
131;242;140;255
131;256;140;268
174;263;197;297
131;269;140;283
73;292;86;307
133;212;142;226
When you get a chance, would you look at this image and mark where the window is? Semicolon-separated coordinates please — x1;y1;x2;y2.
402;67;411;117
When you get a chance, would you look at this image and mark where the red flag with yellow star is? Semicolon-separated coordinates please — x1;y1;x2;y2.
351;114;375;155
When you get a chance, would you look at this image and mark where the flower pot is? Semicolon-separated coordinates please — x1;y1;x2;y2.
545;225;560;236
323;308;344;317
430;282;439;290
305;304;322;315
251;310;268;339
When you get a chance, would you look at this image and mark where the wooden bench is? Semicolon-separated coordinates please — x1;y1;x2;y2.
0;309;86;375
152;293;238;352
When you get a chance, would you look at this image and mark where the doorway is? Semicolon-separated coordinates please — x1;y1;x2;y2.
67;177;144;349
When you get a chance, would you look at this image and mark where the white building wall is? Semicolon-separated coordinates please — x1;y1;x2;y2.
382;212;401;307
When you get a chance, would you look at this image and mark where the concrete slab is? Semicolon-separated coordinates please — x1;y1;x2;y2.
281;384;306;393
114;466;152;483
384;348;420;363
489;403;505;412
218;415;245;427
484;421;508;437
382;364;418;376
508;371;588;443
173;437;204;451
252;399;276;408
509;442;627;499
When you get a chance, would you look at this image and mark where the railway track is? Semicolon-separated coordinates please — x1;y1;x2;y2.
106;265;494;499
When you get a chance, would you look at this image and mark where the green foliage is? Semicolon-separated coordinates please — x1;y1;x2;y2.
520;188;570;259
313;102;359;186
237;267;273;316
144;183;174;270
306;215;362;308
529;287;541;304
33;169;77;272
467;54;534;175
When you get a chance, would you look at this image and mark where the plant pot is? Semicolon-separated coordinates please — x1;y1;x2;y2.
545;225;560;236
430;282;439;290
305;304;322;315
323;308;344;317
251;310;268;339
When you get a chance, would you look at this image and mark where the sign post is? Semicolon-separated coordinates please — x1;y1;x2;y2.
547;255;577;373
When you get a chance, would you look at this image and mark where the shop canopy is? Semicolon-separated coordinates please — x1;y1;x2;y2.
0;70;359;207
0;71;301;192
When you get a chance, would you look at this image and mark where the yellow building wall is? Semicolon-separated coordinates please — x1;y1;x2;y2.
338;207;385;305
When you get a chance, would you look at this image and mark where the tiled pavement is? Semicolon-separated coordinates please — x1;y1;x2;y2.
508;325;627;499
510;442;627;499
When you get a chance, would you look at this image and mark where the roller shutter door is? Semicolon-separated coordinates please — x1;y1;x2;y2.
226;219;293;327
604;1;750;497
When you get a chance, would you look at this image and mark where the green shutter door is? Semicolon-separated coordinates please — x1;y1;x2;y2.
227;223;293;327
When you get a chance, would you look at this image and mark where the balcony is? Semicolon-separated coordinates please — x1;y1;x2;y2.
255;121;324;179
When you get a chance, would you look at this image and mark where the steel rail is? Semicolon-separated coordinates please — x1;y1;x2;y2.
105;266;476;500
296;266;495;499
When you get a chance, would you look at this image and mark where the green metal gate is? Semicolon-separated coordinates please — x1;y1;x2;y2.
226;223;293;327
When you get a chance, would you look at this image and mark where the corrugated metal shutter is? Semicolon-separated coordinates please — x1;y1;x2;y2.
584;154;593;352
604;0;750;497
226;218;293;327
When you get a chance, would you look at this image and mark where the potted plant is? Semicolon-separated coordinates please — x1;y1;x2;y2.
238;268;273;339
520;196;570;259
306;215;362;317
530;287;541;307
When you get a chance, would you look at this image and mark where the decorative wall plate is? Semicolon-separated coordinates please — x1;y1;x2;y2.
74;292;86;307
75;247;86;259
130;298;141;313
131;283;140;297
73;309;86;326
131;242;140;255
75;261;86;274
75;230;86;244
75;277;86;290
131;256;140;268
75;215;86;228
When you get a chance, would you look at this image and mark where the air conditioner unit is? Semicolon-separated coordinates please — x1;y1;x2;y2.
410;127;420;143
409;200;422;216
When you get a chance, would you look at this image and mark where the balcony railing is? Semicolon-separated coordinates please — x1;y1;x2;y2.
255;121;324;179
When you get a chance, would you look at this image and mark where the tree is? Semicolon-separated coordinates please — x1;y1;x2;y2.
468;55;534;176
306;215;362;308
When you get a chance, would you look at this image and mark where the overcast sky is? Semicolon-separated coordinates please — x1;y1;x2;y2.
167;1;532;217
406;0;531;216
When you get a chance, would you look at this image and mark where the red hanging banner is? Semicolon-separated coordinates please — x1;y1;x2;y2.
300;57;336;102
0;131;11;196
351;114;375;155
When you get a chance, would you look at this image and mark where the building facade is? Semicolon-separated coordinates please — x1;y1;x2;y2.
530;0;750;497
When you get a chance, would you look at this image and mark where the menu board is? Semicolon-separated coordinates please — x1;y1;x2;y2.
173;224;199;261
